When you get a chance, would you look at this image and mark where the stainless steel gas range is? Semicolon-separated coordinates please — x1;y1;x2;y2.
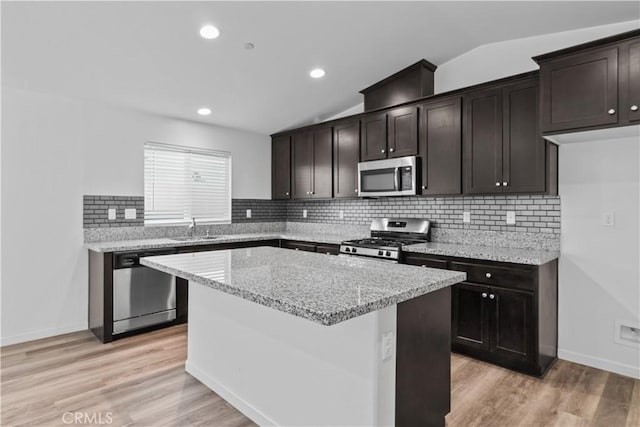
340;218;430;262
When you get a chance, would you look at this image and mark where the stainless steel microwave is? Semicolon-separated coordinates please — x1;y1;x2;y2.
358;156;417;197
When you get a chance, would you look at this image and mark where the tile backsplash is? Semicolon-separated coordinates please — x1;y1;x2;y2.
84;195;560;234
83;195;144;228
287;195;560;234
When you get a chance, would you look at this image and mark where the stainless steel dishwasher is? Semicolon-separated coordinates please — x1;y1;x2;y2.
112;249;178;334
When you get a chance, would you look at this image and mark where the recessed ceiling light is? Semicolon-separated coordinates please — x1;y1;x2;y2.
309;68;326;79
199;25;220;39
197;107;212;116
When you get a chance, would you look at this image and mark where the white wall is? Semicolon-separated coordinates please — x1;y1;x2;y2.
0;87;270;345
82;102;270;198
435;21;640;378
559;137;640;379
434;20;639;93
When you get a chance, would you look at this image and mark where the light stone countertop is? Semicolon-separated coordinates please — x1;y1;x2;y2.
84;232;355;253
403;242;560;265
86;231;559;266
140;246;466;326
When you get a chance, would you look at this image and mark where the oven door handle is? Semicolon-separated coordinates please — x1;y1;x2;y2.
394;167;401;191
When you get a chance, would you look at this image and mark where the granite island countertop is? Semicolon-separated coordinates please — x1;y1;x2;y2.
140;246;466;326
403;242;559;265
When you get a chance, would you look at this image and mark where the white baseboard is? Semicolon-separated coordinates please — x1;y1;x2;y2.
0;323;87;347
185;360;278;427
558;349;640;379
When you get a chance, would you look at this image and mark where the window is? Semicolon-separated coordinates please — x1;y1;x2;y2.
144;142;231;225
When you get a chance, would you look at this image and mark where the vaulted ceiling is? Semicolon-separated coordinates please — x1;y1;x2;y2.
2;1;638;134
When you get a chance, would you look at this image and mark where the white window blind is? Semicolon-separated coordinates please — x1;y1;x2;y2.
144;142;231;225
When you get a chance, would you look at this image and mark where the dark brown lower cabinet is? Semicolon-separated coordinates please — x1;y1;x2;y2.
451;283;490;351
280;240;340;255
402;252;558;377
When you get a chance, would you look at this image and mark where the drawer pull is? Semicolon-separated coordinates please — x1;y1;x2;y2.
485;272;492;279
489;294;495;300
482;292;488;298
608;108;616;115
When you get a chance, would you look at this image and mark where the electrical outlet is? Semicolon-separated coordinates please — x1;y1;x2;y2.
339;210;344;220
382;331;394;361
303;209;307;218
602;211;615;226
506;211;516;225
108;208;116;220
124;208;136;219
463;212;471;223
246;209;252;218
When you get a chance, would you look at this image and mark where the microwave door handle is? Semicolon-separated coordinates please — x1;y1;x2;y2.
394;167;400;191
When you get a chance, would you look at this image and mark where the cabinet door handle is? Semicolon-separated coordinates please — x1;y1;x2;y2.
485;272;492;278
285;192;290;196
631;105;639;112
502;182;508;187
482;292;488;298
389;148;395;153
381;149;386;154
608;108;616;115
355;189;358;193
422;185;426;190
310;191;314;195
495;182;501;187
489;294;495;299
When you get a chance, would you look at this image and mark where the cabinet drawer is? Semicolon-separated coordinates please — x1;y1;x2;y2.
403;254;448;269
281;240;317;252
449;261;533;291
316;244;340;255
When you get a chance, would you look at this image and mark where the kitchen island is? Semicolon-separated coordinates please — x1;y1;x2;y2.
141;246;466;427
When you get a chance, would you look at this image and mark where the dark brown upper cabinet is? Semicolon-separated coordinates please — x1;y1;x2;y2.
534;29;640;133
360;60;436;111
361;107;418;162
539;47;618;132
463;86;504;194
464;76;550;195
418;97;462;195
333;120;360;198
360;112;388;161
291;127;333;199
624;39;640;122
502;78;546;194
271;135;291;199
388;106;419;158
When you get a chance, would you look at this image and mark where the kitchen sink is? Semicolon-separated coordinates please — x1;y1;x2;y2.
171;236;222;242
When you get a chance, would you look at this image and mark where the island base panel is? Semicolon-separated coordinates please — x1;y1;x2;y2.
396;286;451;427
186;282;397;426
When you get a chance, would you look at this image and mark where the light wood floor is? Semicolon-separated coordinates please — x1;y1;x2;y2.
1;325;638;427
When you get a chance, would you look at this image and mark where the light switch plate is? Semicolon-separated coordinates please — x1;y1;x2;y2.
303;209;307;218
602;211;615;226
463;212;471;223
506;211;516;225
124;208;136;220
108;208;116;220
246;209;252;218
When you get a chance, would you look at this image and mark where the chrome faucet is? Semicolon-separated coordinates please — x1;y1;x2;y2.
189;217;197;237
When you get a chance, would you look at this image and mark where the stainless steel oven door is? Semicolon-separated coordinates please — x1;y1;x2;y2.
358;156;417;197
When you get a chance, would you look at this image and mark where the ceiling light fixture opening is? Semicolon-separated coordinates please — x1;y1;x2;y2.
197;107;212;116
199;25;220;39
309;68;326;79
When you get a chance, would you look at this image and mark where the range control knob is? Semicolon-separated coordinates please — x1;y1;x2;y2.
352;248;357;253
378;250;383;256
345;247;351;252
385;251;391;256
